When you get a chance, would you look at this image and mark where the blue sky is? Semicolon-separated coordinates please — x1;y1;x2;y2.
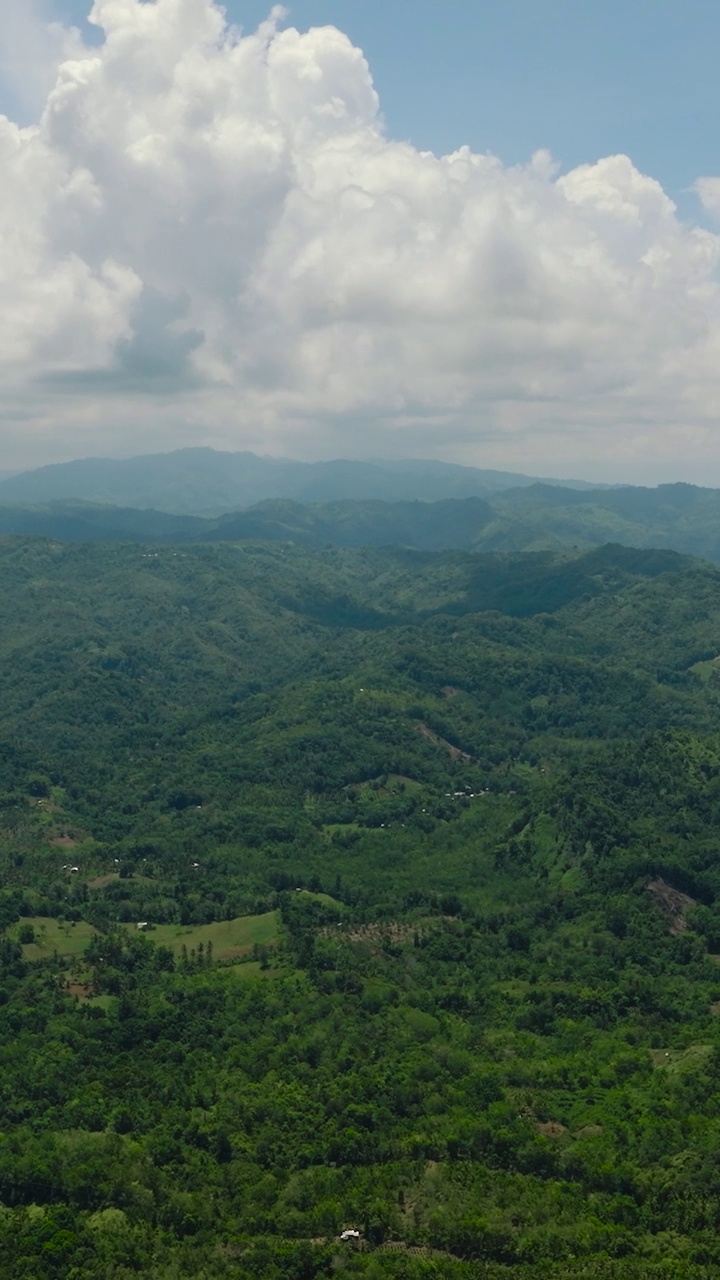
18;0;720;210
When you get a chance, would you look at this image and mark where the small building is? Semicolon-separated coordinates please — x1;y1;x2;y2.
340;1229;361;1241
137;921;149;931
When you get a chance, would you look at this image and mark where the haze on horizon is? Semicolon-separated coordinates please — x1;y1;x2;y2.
1;0;720;486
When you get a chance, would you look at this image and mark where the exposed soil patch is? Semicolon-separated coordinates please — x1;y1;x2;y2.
415;722;473;762
537;1121;567;1139
441;685;460;698
51;834;78;848
301;1238;455;1262
378;1243;455;1260
323;921;418;946
66;981;93;998
320;919;448;952
646;877;697;935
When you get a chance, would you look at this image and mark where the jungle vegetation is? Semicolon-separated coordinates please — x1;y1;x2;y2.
3;536;720;1277
2;480;720;566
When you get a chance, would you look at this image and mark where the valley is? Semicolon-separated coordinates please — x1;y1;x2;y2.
2;536;720;1277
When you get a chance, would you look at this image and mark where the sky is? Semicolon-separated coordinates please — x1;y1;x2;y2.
1;0;720;482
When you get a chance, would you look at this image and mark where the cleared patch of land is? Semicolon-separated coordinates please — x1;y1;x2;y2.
295;890;345;909
224;960;285;981
13;911;280;964
87;872;155;889
123;911;281;960
646;877;697;935
14;917;97;959
689;656;720;683
349;773;424;795
650;1044;712;1073
415;721;473;762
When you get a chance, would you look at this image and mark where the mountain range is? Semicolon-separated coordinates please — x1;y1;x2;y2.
0;447;609;514
2;478;720;563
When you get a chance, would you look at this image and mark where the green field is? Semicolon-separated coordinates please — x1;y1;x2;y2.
123;911;281;960
13;917;97;960
12;912;280;963
224;960;285;981
295;890;345;910
690;655;720;683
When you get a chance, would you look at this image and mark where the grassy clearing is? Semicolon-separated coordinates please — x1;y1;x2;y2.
86;872;155;889
223;960;285;981
13;917;97;959
124;911;280;960
353;774;425;795
690;657;720;684
295;890;345;910
84;994;116;1011
651;1043;712;1073
13;912;280;964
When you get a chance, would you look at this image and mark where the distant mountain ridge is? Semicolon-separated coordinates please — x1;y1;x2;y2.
3;480;720;564
0;447;613;515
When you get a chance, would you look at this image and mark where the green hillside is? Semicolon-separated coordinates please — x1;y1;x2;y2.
3;537;720;1276
483;481;720;560
3;480;720;567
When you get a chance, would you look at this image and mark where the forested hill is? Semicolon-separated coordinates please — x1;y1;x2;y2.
3;479;720;563
486;480;720;561
5;536;720;1276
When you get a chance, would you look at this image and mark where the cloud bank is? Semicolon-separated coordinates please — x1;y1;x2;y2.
1;0;720;479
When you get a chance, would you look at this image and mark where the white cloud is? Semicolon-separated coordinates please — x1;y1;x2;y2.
1;0;720;480
696;177;720;219
0;0;85;120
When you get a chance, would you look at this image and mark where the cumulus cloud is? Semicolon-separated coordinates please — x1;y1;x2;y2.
0;0;84;120
696;177;720;219
1;0;720;479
